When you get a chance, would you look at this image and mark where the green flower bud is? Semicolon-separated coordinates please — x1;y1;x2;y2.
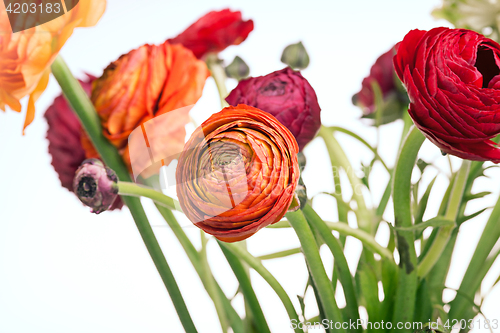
281;41;310;70
225;56;250;81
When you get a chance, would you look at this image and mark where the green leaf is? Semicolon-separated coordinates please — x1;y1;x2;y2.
458;207;490;224
464;191;491;201
395;217;455;232
415;176;438;226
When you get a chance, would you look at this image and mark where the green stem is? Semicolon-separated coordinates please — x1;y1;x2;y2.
217;242;302;333
155;205;244;333
302;205;361;331
318;125;371;233
218;243;271;333
257;248;302;260
286;210;345;330
206;53;229;108
270;219;393;261
449;193;500;320
200;232;229;333
51;55;198;333
330;126;390;172
118;182;180;211
417;160;471;279
391;126;425;331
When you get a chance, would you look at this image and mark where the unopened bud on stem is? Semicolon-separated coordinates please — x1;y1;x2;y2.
73;159;119;214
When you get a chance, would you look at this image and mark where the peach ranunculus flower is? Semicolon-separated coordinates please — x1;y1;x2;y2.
0;0;106;132
81;41;210;177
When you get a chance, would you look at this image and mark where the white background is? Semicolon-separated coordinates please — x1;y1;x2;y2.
0;0;499;332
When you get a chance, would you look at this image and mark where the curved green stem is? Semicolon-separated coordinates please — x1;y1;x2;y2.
258;248;302;260
318;125;371;233
417;160;471;279
217;241;302;333
330;126;390;172
270;219;393;261
51;56;198;333
206;53;229;108
391;126;425;331
118;181;180;211
155;205;244;333
302;205;361;330
219;243;271;333
286;210;345;330
449;193;500;320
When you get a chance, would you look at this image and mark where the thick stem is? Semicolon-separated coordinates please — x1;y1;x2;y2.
391;126;425;331
155;205;244;333
302;205;361;331
318;125;372;233
449;193;500;320
219;243;271;333
217;241;302;333
417;160;471;279
286;210;345;331
206;53;229;108
51;56;198;333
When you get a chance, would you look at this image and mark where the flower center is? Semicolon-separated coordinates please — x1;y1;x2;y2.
260;81;286;96
77;176;97;198
475;46;500;88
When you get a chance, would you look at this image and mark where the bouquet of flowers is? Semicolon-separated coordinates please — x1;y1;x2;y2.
2;0;500;332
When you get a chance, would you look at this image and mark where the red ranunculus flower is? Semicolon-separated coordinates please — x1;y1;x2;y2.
353;44;408;124
45;76;123;210
168;9;254;59
394;27;500;161
225;67;321;151
176;105;300;242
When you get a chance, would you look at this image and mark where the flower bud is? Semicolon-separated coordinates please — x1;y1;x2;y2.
73;159;119;214
281;42;310;70
225;56;250;80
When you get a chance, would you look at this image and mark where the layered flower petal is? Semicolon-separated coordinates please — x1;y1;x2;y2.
394;27;500;161
168;9;254;59
0;0;106;132
225;67;321;151
84;41;210;175
176;105;300;242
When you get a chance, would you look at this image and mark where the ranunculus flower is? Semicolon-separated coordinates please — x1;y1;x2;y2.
82;41;210;173
73;159;119;214
394;27;500;161
0;0;106;132
45;76;123;210
168;9;254;59
176;104;300;243
352;45;409;124
225;67;321;151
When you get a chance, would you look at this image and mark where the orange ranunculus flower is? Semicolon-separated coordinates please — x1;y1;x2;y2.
176;104;300;243
82;41;210;175
0;0;106;132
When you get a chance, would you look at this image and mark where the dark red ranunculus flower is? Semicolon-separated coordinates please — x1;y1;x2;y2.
168;9;254;59
353;44;408;124
394;27;500;161
45;76;123;210
225;67;321;151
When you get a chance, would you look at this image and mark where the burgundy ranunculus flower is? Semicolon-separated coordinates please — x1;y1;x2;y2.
45;76;123;210
394;27;500;161
168;9;254;59
225;67;321;151
353;45;408;124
